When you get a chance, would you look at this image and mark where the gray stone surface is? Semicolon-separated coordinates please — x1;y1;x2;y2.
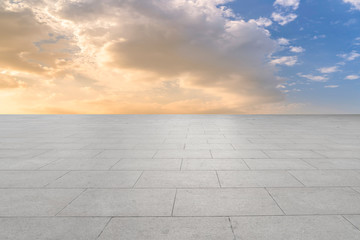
218;171;303;187
0;217;109;240
59;189;176;216
98;217;234;240
268;187;360;215
231;216;360;240
1;115;360;239
173;188;283;216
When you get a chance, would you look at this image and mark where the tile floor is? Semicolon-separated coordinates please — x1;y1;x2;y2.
0;115;360;239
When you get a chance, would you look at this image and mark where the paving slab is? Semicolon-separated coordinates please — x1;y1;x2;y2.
244;158;314;170
218;171;303;187
135;171;219;188
304;158;360;169
268;187;360;215
40;158;120;170
211;150;268;158
173;188;283;216
111;158;181;170
181;158;249;170
0;189;83;216
344;215;360;230
98;217;234;240
47;171;142;188
0;171;67;188
0;217;109;240
59;189;176;216
289;170;360;187
231;216;360;240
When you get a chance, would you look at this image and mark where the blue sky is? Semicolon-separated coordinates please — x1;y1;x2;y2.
228;0;360;113
0;0;359;114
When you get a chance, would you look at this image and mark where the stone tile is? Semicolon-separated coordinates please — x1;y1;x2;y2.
182;158;249;170
304;158;360;169
0;171;67;188
263;150;324;158
0;189;83;216
185;144;234;150
231;216;360;240
277;143;329;150
0;149;48;159
36;150;102;158
268;187;360;215
344;215;360;230
47;171;141;188
0;217;109;240
289;170;360;186
154;150;211;158
232;143;282;150
218;171;303;187
40;158;119;170
173;188;283;216
98;217;234;240
0;158;58;170
244;158;314;170
59;189;176;216
314;150;360;158
96;150;156;158
135;171;219;188
211;150;267;159
112;158;181;170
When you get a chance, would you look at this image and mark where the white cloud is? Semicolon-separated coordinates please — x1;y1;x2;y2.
313;35;326;40
298;73;328;82
278;38;290;45
249;17;273;27
274;0;300;10
324;85;339;88
290;46;305;53
317;66;339;74
271;56;298;66
338;51;360;61
345;75;359;80
343;0;360;10
271;12;297;25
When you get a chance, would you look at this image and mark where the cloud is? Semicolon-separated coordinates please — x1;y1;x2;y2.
0;0;287;114
274;0;300;10
338;51;360;61
271;12;297;25
270;56;298;66
345;74;359;80
298;73;328;82
324;85;339;88
313;34;326;40
343;0;360;10
277;38;290;45
317;66;339;74
290;46;305;53
249;17;272;27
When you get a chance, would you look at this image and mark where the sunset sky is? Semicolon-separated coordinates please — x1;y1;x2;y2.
0;0;359;114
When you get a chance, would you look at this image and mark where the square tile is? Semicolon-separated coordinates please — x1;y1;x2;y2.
0;217;109;240
289;170;360;186
0;189;83;216
98;217;234;240
173;188;283;216
244;158;314;170
40;158;119;170
112;158;181;170
182;158;249;170
0;171;67;187
135;171;219;188
268;187;360;215
218;171;303;187
263;150;324;158
211;150;267;159
154;150;211;158
47;171;142;188
231;216;360;240
59;189;176;216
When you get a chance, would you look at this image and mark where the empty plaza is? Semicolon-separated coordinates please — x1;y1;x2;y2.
1;115;360;239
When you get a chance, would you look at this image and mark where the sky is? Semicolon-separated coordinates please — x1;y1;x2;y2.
0;0;359;114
